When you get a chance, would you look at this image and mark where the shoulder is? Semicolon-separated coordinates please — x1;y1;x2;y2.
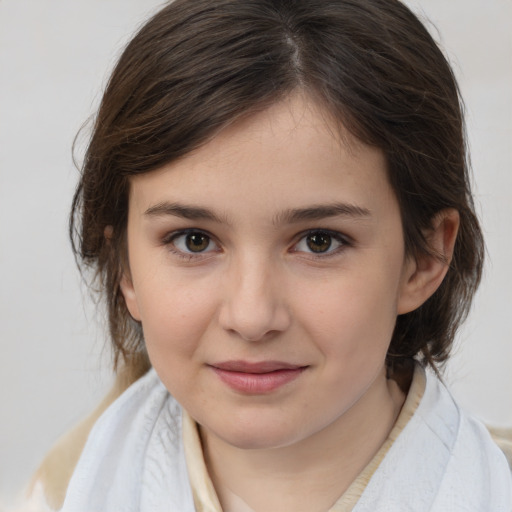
26;363;153;511
58;369;191;511
422;373;512;510
420;371;510;472
355;367;512;512
489;426;512;469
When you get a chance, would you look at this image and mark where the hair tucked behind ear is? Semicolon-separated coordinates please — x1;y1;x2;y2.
70;0;483;375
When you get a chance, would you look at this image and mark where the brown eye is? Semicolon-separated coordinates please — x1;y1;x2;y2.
293;230;347;256
185;232;210;252
306;232;332;253
169;230;218;255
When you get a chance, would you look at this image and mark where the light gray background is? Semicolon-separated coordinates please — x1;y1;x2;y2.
1;0;511;506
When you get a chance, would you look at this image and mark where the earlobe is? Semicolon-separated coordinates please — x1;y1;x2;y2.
397;208;460;315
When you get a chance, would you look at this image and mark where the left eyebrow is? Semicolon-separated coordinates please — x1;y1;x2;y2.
274;203;371;225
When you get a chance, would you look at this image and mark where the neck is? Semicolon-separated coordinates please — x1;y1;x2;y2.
200;369;406;512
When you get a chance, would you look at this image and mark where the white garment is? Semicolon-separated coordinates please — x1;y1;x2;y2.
353;373;512;512
60;368;512;512
60;370;195;512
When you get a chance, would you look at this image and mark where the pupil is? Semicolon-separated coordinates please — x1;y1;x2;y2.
307;233;331;253
186;233;209;252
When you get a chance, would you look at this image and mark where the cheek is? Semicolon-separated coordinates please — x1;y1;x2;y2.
138;281;219;401
294;266;400;365
134;273;217;360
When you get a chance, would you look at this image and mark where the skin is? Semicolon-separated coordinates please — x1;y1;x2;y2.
120;93;458;511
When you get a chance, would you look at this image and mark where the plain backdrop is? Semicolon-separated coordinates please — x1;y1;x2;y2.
1;0;511;506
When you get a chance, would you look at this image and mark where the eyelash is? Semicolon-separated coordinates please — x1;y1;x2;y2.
163;229;220;261
292;229;351;258
162;228;351;261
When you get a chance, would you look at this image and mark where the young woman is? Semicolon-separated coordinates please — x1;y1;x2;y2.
28;0;512;510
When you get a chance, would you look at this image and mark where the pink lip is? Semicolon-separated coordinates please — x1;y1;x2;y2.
210;360;307;393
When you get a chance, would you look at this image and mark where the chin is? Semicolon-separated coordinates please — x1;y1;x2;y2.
206;414;306;451
221;431;297;451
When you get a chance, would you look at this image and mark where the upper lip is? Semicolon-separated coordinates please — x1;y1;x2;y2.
210;360;305;373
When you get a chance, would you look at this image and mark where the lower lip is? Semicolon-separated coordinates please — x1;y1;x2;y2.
212;367;306;393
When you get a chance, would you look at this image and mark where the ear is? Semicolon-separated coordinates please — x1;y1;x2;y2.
397;208;460;315
120;271;142;321
106;223;141;322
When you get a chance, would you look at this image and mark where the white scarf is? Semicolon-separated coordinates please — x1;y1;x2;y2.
60;368;512;512
352;372;512;511
60;370;195;511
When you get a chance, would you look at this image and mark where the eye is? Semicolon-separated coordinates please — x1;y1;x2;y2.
167;230;219;255
293;230;347;255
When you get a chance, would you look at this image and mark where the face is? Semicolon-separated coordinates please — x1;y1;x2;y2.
121;94;417;450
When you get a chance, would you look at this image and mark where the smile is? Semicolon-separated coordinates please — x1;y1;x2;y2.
209;361;308;394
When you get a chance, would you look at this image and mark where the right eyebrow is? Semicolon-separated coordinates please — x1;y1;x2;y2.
144;201;227;224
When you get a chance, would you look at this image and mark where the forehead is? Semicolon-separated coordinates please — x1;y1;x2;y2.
128;93;395;220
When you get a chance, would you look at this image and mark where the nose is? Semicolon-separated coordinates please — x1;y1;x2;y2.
218;255;291;342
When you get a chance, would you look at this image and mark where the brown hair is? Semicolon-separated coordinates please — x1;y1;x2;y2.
70;0;484;375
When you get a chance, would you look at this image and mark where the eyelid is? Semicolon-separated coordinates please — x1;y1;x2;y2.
162;228;221;258
161;227;351;260
291;229;352;256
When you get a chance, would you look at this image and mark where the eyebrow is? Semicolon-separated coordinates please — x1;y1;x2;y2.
144;202;227;223
274;203;371;224
144;201;371;225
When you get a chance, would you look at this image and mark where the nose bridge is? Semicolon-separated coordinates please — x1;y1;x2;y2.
219;249;289;341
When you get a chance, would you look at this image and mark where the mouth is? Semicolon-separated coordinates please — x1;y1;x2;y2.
209;360;308;394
